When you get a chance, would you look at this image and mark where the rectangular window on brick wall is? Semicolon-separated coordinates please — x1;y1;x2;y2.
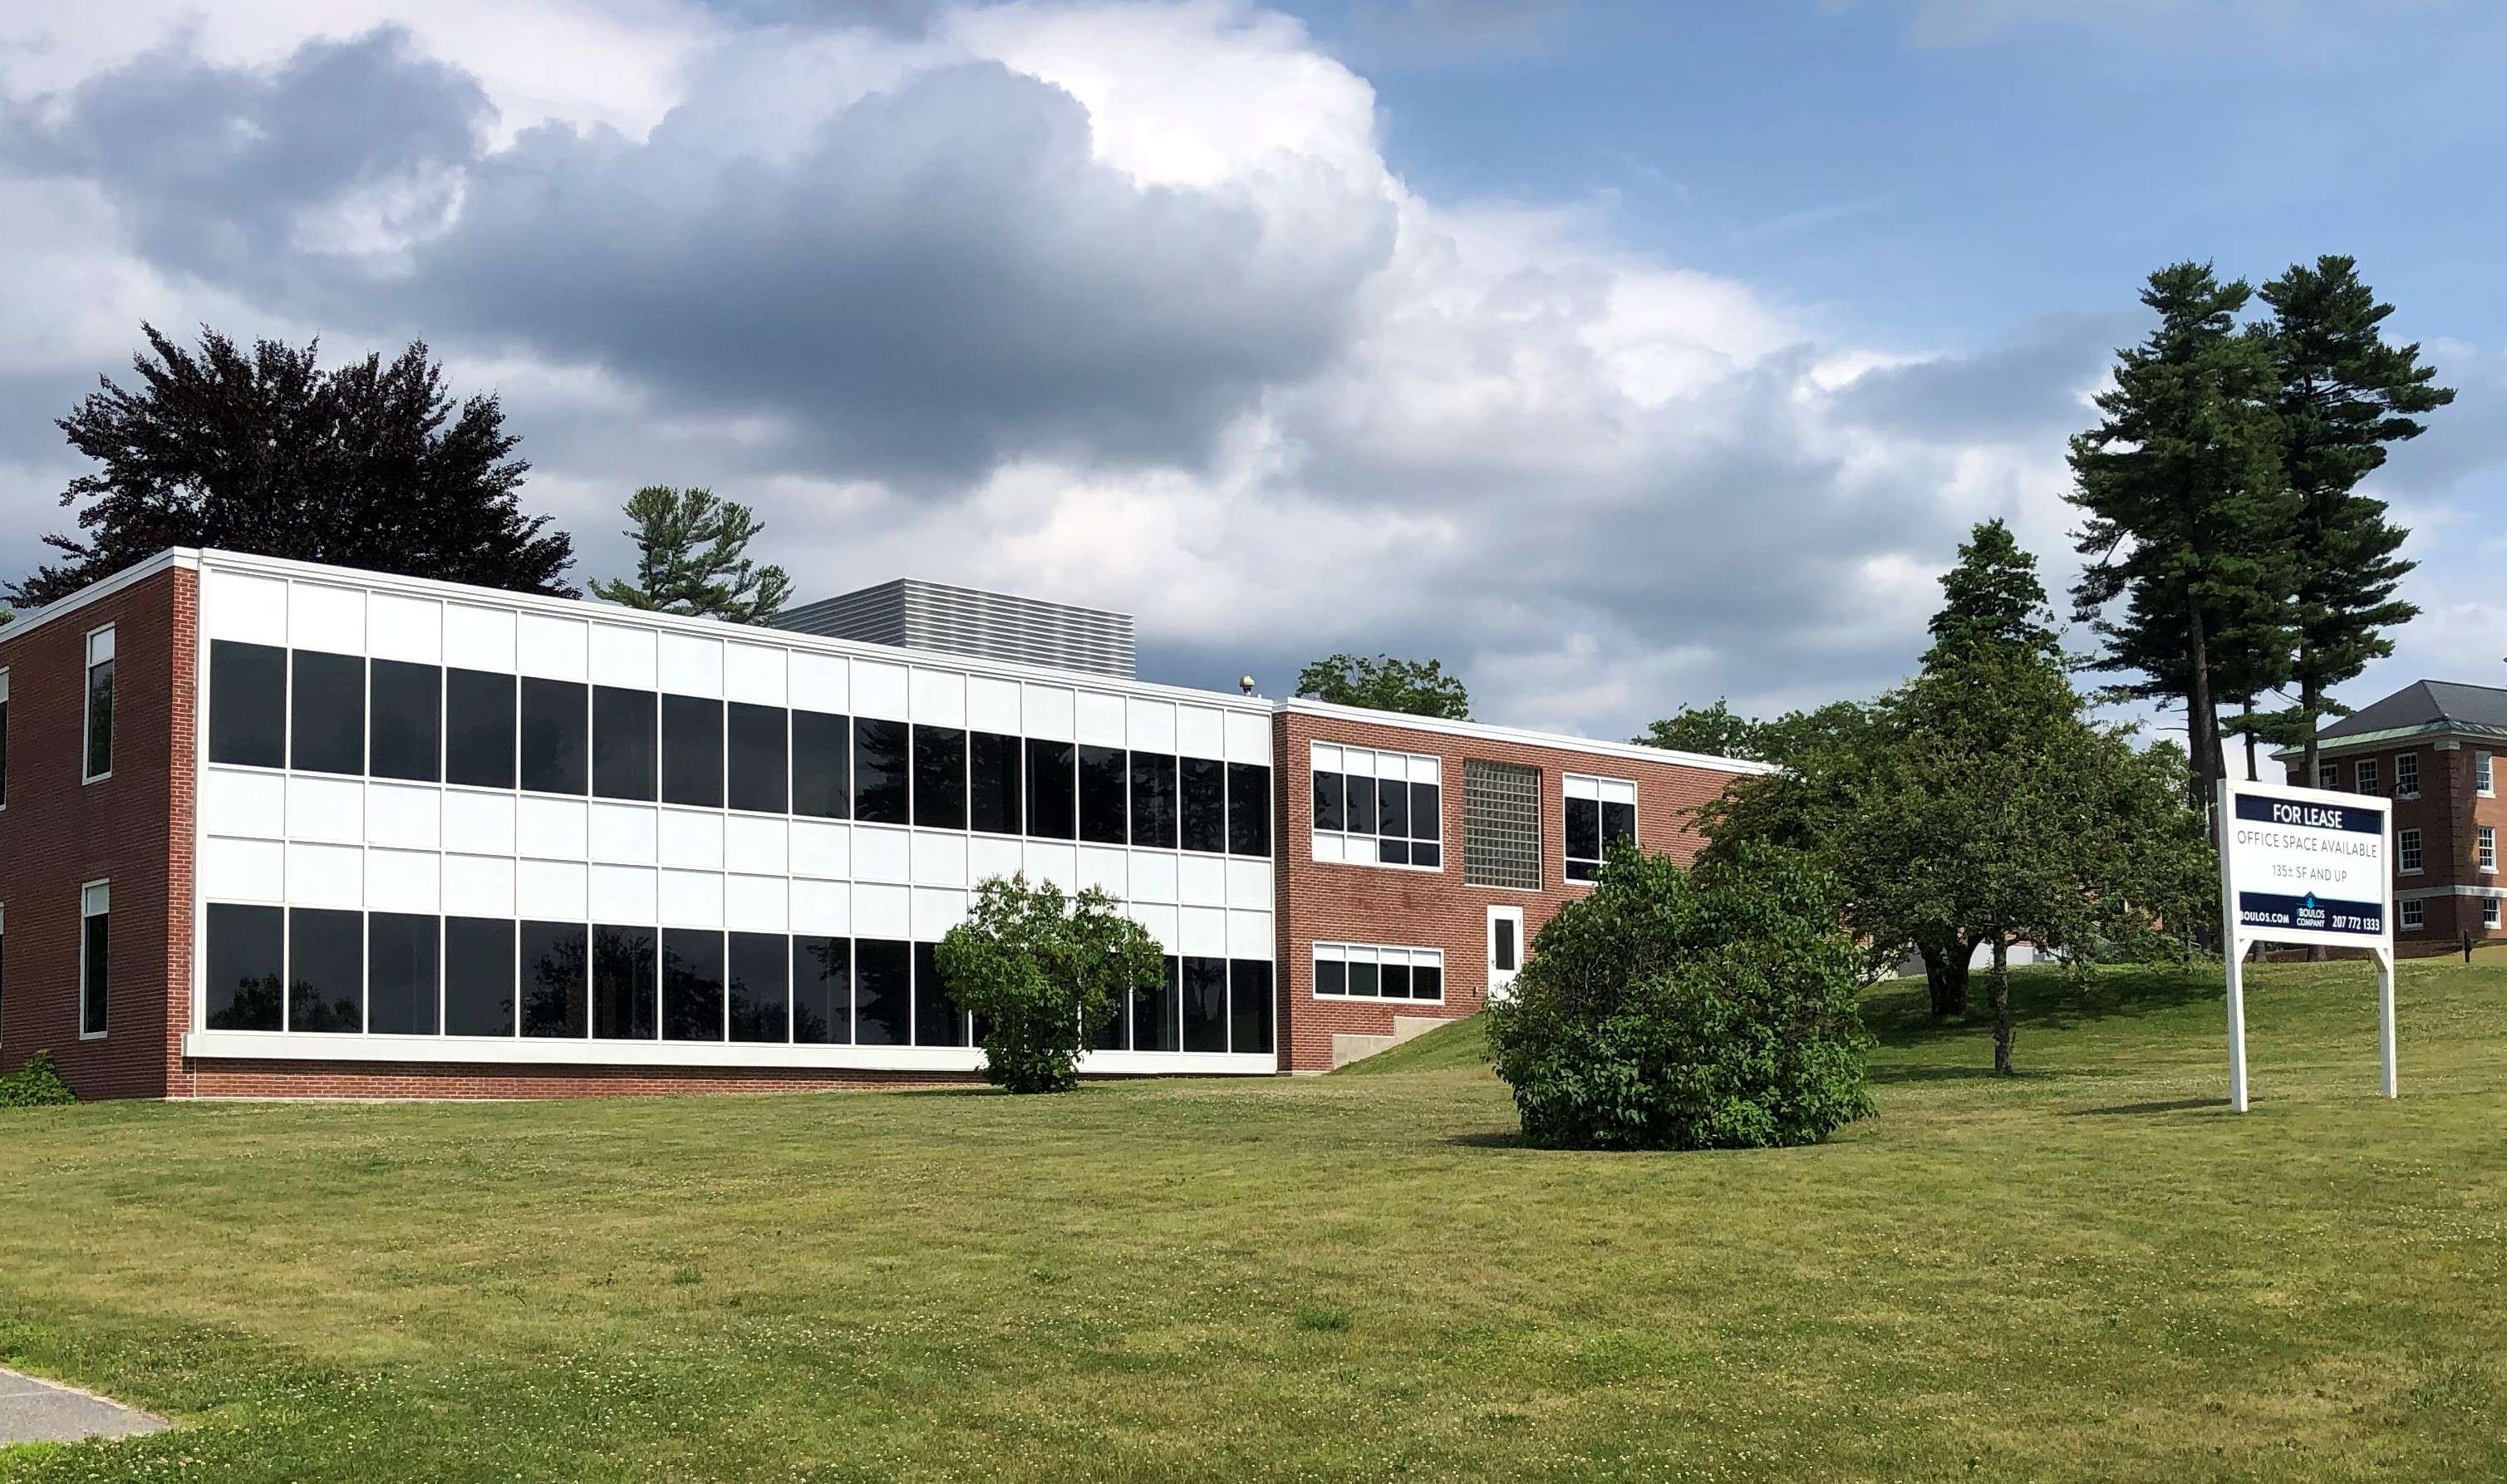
84;627;115;783
80;881;109;1038
2489;899;2503;931
2395;751;2419;799
2400;828;2424;873
2482;827;2497;873
2479;750;2495;797
1563;774;1637;883
2400;898;2425;932
1313;941;1445;1004
2355;757;2380;796
0;666;10;808
1310;744;1442;870
2317;762;2336;789
1464;759;1541;889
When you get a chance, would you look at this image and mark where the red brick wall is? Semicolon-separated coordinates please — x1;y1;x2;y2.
0;567;195;1098
2288;740;2505;956
1272;710;1749;1073
187;1060;977;1099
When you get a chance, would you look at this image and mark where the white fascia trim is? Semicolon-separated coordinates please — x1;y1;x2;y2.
0;551;197;649
2395;884;2507;902
1276;697;1777;776
181;1030;1275;1075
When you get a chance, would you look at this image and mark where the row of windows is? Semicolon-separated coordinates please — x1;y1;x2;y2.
1311;941;1444;1002
208;641;1271;856
1310;744;1443;870
2318;749;2499;799
2398;898;2505;932
2389;825;2500;876
200;903;1275;1055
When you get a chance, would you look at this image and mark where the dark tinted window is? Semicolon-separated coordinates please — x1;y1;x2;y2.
1412;782;1443;867
913;725;967;830
853;718;910;825
794;935;850;1044
1315;955;1347;998
521;921;588;1037
1566;796;1602;860
209;641;287;769
1602;799;1636;849
1493;917;1516;971
1348;956;1379;997
288;907;363;1032
1091;969;1131;1050
81;907;108;1035
1180;758;1226;853
370;661;442;783
661;694;724;808
1230;959;1273;1054
792;710;850;819
913;941;968;1047
970;732;1022;834
1079;745;1128;845
1227;764;1271;857
367;912;440;1034
730;932;789;1042
593;925;657;1039
291;651;366;775
1381;960;1413;1000
446;669;518;789
1131;752;1177;848
728;703;789;813
855;939;911;1045
445;917;517;1034
1378;776;1409;840
1414;960;1443;1002
520;678;587;795
1135;956;1181;1052
204;902;283;1031
594;686;657;801
1182;956;1228;1053
1346;774;1377;835
1311;769;1343;833
664;929;726;1040
1025;739;1077;839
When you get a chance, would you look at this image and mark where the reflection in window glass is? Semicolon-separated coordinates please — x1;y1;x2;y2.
367;912;440;1034
1182;956;1228;1053
85;637;115;782
521;921;588;1037
204;902;284;1031
594;686;658;801
1311;768;1344;833
914;941;968;1047
1091;968;1131;1050
593;925;658;1039
729;931;789;1043
291;651;366;775
1348;954;1380;997
1079;745;1128;845
370;661;443;783
855;939;911;1046
794;935;850;1044
520;679;587;795
1227;763;1271;857
1565;797;1601;882
792;710;850;819
914;725;968;830
1230;959;1273;1054
661;694;724;808
445;917;517;1034
81;893;109;1035
728;703;789;814
1134;956;1182;1052
853;719;910;825
1347;774;1378;835
664;929;726;1041
446;668;518;789
209;641;287;769
970;731;1022;835
1025;739;1077;839
1180;758;1226;853
1315;956;1346;998
288;907;364;1032
1131;752;1177;848
1602;799;1636;850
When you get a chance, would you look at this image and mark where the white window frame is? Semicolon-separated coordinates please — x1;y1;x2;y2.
2393;751;2418;799
2354;757;2379;795
2398;828;2423;875
80;878;110;1040
1307;743;1443;873
1562;773;1639;885
2480;751;2496;799
2315;762;2336;790
83;625;116;784
1310;941;1446;1005
2487;899;2503;931
2480;826;2497;875
0;665;10;811
2398;897;2425;932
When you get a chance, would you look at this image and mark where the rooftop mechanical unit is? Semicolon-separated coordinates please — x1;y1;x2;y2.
770;577;1136;679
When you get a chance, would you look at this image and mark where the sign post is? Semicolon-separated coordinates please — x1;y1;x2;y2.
2216;777;2396;1112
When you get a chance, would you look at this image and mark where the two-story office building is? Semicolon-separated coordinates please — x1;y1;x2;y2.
2278;679;2507;955
0;549;1768;1098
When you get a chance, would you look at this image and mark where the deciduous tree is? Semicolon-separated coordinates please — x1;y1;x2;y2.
1295;652;1470;719
935;875;1166;1094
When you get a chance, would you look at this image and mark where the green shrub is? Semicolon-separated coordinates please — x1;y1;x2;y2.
936;874;1167;1094
1485;843;1872;1150
0;1050;76;1108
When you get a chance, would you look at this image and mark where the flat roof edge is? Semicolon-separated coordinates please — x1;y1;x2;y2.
0;550;198;646
1275;697;1778;775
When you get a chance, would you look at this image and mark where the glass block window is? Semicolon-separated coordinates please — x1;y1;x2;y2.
1463;759;1540;890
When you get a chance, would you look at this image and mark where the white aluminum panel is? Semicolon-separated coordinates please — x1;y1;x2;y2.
288;583;365;655
367;593;442;666
1311;833;1345;864
367;783;440;851
591;864;657;923
661;870;722;928
1565;774;1600;800
1177;705;1224;760
1024;684;1075;741
518;858;587;920
204;570;288;645
725;815;788;876
202;836;285;902
1600;778;1638;806
1378;752;1411;785
911;668;966;727
1127;699;1177;754
287;776;363;843
1346;747;1375;779
853;660;909;720
1225;711;1271;765
203;768;284;838
1226;859;1272;910
912;887;969;941
725;643;788;707
1130;902;1181;954
967;676;1020;735
517;613;588;681
288;843;364;909
368;848;440;915
726;874;789;933
1180;906;1228;958
516;796;587;858
1128;849;1177;902
854;825;910;883
591;624;658;690
853;882;910;939
1022;842;1078;892
1078;845;1126;897
1414;754;1442;786
659;808;725;870
589;803;658;864
790;820;851;879
911;831;968;887
658;633;723;697
443;854;517;919
791;878;851;936
1228;909;1273;960
1312;741;1343;773
1075;691;1126;748
790;651;848;715
1345;835;1379;866
444;603;518;673
968;834;1023;885
444;790;518;856
1177;853;1227;907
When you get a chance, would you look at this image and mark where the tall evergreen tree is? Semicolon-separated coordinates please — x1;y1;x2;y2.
590;486;793;624
11;325;575;607
2257;256;2453;782
2067;263;2297;823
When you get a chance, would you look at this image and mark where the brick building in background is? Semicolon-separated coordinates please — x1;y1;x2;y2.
0;549;1767;1098
2278;680;2507;956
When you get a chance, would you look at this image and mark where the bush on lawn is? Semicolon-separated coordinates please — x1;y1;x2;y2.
0;1051;76;1108
1485;843;1872;1150
936;874;1167;1094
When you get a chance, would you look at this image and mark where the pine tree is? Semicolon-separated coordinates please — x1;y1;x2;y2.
590;486;794;624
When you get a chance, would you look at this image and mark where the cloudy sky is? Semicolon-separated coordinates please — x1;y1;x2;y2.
5;0;2504;749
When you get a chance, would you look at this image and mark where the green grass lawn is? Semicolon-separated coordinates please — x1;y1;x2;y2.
4;957;2505;1482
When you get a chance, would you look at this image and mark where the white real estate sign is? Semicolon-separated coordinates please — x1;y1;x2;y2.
2216;777;2396;1112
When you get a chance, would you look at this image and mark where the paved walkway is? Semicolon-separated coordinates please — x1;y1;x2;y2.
0;1367;169;1446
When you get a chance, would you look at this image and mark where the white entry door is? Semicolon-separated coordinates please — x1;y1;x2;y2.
1487;905;1525;1002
